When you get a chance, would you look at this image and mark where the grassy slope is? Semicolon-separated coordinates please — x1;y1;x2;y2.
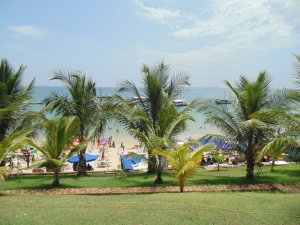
0;164;299;190
0;192;299;225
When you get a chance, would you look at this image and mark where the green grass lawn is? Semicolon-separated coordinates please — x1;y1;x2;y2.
0;164;299;190
0;192;299;225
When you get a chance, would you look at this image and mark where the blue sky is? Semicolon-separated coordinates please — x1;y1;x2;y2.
0;0;299;88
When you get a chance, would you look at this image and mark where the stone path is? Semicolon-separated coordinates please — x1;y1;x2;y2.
1;184;299;195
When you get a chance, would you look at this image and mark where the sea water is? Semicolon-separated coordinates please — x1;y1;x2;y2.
31;86;231;140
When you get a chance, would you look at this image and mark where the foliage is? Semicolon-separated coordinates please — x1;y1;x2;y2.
153;144;213;192
0;58;35;141
0;129;33;162
30;117;87;186
0;59;46;173
44;71;106;175
0;166;8;181
198;71;293;179
212;151;224;171
114;62;196;183
257;137;298;171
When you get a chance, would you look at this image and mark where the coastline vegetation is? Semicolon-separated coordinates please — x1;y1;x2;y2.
0;56;300;187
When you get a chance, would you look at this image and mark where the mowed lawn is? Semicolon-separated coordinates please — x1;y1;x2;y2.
0;192;299;225
0;164;299;190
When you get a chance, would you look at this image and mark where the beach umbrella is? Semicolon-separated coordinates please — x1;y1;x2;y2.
100;138;109;142
67;154;98;163
30;149;38;154
200;137;234;151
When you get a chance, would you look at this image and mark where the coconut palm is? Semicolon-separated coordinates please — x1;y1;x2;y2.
30;117;87;186
153;144;213;192
44;71;105;175
0;59;36;166
199;72;292;179
0;130;34;181
0;130;33;163
117;62;190;174
257;137;297;171
212;151;224;171
116;95;198;183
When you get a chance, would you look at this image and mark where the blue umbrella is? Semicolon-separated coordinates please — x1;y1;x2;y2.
100;138;109;142
200;137;234;150
67;154;98;163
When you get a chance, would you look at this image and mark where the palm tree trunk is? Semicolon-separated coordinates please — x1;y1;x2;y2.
148;149;157;173
77;127;87;176
246;144;255;179
271;160;275;171
179;176;184;193
217;163;220;171
155;155;163;184
77;150;87;176
52;168;60;186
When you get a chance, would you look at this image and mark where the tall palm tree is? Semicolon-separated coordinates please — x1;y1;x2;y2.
115;63;197;183
153;144;213;192
31;117;87;186
0;59;35;166
44;71;103;175
199;72;291;179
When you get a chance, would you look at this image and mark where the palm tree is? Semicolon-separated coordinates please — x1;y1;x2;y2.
199;72;291;179
115;63;197;183
0;59;35;166
30;117;87;186
0;130;33;163
0;129;34;181
257;137;297;171
154;144;213;192
117;62;190;174
44;71;104;175
212;151;224;171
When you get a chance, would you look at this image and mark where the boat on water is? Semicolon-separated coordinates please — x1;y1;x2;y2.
214;99;231;104
173;99;188;106
131;96;148;104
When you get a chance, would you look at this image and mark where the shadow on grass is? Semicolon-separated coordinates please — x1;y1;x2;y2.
270;169;300;177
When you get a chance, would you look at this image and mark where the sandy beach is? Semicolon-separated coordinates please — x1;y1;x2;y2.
16;123;217;174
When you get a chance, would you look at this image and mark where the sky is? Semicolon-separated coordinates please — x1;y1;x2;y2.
0;0;300;88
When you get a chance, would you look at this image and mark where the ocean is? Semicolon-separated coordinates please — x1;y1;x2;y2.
31;86;230;141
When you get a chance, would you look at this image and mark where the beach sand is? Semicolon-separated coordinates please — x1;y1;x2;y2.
19;125;217;174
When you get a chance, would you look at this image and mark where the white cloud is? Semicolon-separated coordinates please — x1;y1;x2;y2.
135;0;180;22
9;25;46;37
133;0;299;64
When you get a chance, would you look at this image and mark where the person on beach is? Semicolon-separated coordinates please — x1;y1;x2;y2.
87;163;94;171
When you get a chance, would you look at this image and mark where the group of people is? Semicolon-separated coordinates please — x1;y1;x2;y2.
97;136;115;148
